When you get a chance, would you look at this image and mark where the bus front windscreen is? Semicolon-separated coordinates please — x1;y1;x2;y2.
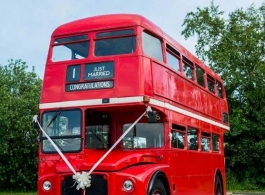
123;123;164;149
41;109;82;152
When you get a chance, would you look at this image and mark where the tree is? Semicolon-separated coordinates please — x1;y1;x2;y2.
181;2;265;190
0;59;42;191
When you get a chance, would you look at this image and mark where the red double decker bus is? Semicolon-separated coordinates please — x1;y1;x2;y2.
37;14;229;195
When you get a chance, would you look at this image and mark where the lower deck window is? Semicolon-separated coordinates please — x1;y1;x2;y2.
212;134;220;151
171;124;186;149
84;110;110;149
201;137;210;152
123;123;164;149
171;131;185;149
188;127;198;150
201;132;211;152
85;125;109;149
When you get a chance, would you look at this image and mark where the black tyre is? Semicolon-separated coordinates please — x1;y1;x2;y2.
214;175;223;195
149;179;167;195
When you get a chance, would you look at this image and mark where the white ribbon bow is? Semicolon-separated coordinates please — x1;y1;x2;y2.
73;172;91;190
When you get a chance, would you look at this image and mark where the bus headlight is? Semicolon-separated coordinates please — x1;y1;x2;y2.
43;181;51;191
123;179;134;191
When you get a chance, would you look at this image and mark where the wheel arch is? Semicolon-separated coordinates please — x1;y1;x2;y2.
147;170;170;195
215;169;224;195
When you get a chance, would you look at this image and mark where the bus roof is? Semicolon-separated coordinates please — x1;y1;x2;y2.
52;14;163;36
52;14;221;81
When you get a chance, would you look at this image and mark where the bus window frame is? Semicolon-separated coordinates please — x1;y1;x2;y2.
94;28;137;57
216;80;224;99
212;133;221;152
51;35;90;62
195;65;206;88
40;108;83;153
171;124;186;149
207;75;216;94
166;44;181;73
122;122;165;149
182;56;195;81
201;132;211;152
187;127;199;151
142;30;164;63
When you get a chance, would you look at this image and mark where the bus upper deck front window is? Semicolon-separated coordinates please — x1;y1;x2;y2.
41;109;82;153
52;35;89;62
95;29;136;56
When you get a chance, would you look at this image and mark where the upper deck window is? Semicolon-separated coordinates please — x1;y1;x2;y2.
196;65;205;87
142;31;163;62
55;35;88;43
96;29;134;38
207;75;215;94
166;44;180;72
95;29;136;56
216;81;224;98
52;35;89;62
183;57;194;80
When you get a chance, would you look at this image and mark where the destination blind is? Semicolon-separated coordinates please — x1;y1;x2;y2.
66;81;114;91
66;61;114;91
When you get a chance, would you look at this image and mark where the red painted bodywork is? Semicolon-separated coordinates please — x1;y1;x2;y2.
38;14;229;195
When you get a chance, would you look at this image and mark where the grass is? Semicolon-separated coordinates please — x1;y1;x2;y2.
226;174;265;193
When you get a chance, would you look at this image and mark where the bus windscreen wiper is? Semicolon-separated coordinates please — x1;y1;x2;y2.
47;108;62;127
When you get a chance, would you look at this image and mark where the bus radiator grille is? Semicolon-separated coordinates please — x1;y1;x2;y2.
61;174;108;195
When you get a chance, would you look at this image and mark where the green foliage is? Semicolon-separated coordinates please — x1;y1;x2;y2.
0;192;36;195
0;60;41;191
182;1;265;190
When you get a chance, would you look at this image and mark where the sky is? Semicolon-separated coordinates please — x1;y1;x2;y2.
0;0;264;77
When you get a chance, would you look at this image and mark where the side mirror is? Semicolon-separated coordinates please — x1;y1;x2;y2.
32;116;40;129
33;121;39;129
147;111;157;123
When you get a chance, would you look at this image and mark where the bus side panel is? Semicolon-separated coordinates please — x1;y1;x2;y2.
142;57;154;96
116;56;142;97
171;149;189;195
152;62;222;122
184;81;199;112
170;111;190;194
200;152;214;194
187;151;203;195
202;91;220;120
168;71;185;103
152;61;168;98
41;64;64;103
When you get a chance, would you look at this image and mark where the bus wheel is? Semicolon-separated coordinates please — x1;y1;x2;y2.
214;175;223;195
150;179;167;195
